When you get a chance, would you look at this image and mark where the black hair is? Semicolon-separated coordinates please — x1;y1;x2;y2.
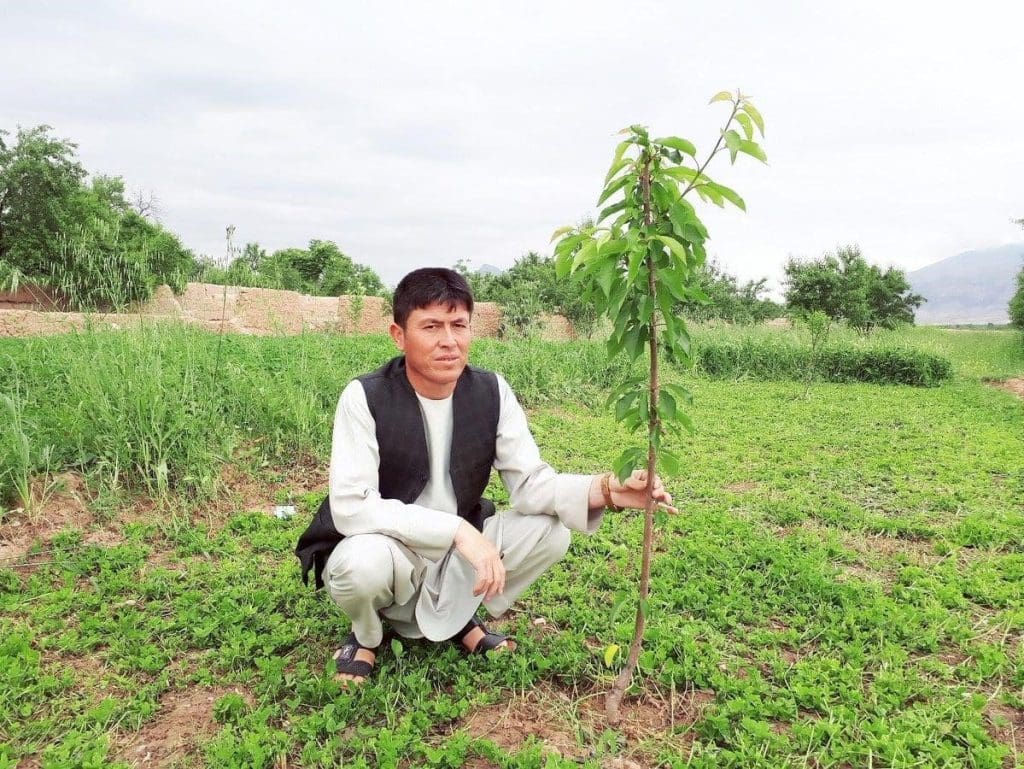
392;268;474;328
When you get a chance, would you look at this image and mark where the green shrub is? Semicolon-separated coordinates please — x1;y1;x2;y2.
695;335;951;386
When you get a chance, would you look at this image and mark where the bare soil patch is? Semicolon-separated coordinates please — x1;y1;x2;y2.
111;685;252;768
457;682;714;766
985;702;1023;767
988;378;1024;400
0;472;96;563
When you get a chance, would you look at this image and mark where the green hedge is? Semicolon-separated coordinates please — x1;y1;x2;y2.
695;336;952;386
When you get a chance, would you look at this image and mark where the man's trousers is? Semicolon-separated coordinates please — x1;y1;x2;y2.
321;510;571;648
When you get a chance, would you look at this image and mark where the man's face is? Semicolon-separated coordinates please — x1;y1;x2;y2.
389;302;472;398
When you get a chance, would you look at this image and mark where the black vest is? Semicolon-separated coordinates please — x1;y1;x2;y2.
295;356;500;588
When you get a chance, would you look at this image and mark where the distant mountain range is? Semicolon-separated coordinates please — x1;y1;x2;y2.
908;244;1024;325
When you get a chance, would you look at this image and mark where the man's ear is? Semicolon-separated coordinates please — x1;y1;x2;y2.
389;322;405;351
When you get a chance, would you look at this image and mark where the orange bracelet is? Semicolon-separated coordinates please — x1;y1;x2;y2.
601;472;623;512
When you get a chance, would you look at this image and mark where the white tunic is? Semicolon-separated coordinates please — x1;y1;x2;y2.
327;373;601;561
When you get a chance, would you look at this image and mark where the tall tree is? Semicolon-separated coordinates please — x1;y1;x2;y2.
0;125;85;276
1011;218;1024;331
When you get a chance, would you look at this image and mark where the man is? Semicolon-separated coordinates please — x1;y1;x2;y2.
296;268;674;684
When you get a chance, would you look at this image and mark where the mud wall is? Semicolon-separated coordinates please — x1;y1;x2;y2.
0;282;577;340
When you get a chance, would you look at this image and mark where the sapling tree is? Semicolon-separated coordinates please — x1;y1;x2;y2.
552;90;767;723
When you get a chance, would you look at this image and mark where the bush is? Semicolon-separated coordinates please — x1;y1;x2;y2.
695;335;951;386
1009;262;1024;334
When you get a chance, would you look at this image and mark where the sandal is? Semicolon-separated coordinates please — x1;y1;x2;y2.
331;632;377;682
451;616;516;655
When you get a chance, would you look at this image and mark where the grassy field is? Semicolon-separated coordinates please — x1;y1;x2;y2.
1;324;1022;767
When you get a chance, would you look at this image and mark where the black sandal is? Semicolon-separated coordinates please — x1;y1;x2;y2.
331;632;377;680
451;616;516;655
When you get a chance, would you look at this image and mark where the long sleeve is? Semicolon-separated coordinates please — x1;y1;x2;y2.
328;381;461;557
494;374;603;534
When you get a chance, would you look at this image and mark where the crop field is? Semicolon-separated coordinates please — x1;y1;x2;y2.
1;324;1022;768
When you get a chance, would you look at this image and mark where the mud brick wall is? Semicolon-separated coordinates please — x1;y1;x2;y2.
0;282;577;339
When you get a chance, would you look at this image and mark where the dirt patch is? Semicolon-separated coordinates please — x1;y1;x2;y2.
985;702;1023;766
457;683;714;765
111;685;251;768
0;472;95;563
988;378;1024;399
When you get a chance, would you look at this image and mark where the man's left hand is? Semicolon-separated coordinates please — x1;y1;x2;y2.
608;469;678;514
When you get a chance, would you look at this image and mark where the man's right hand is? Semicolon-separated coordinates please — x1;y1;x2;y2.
453;520;505;600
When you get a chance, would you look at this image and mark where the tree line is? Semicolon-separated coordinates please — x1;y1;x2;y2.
4;123;989;333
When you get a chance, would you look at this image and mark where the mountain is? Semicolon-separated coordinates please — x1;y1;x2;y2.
907;244;1024;325
477;263;502;276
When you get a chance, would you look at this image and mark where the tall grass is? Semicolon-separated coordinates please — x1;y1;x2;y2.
0;321;984;505
0;325;629;503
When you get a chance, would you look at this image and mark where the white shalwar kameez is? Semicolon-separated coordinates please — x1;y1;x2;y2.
322;373;603;647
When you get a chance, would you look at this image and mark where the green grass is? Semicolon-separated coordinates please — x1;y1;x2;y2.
1;324;1022;767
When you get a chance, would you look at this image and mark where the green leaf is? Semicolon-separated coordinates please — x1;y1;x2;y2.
598;237;627;259
668;200;693;240
597;173;633;206
624;325;646;361
696;183;725;207
610;138;633;168
704;181;746;211
723;130;742;164
614;391;639;421
626;246;646;285
549;225;574;244
604;156;631;185
654;136;697;157
659;390;677;421
738;139;768;164
664;382;694;406
555;251;572;280
597;200;626;224
658;265;689;302
596;260;617;297
571;239;597;272
650;181;676;212
604;644;621;667
609;592;631;623
390;638;405;659
614;447;644;483
659;448;681;477
734;112;754;141
655;235;688;264
663;166;702;184
709;90;734;104
740;102;765;136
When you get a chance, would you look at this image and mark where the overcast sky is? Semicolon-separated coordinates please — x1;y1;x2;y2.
2;1;1022;293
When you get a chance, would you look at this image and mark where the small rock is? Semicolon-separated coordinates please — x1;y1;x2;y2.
602;758;642;769
533;617;547;626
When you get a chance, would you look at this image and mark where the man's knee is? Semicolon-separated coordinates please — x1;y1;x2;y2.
537;517;571;563
324;535;395;600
